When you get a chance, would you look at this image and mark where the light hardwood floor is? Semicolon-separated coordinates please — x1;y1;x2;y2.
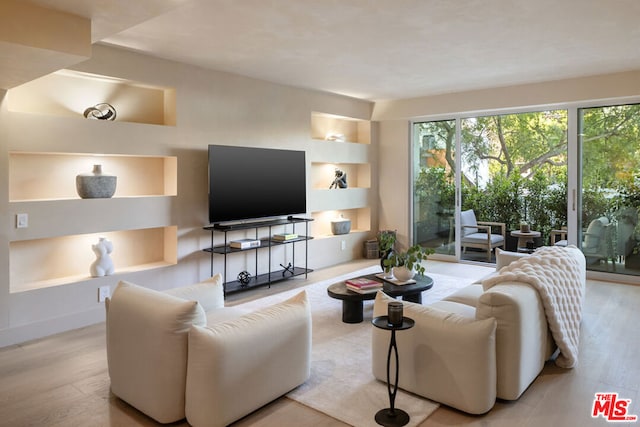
1;260;638;427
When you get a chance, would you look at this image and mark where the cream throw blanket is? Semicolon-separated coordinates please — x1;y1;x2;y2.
482;246;584;368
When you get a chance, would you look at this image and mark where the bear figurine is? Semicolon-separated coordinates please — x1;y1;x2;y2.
90;237;115;277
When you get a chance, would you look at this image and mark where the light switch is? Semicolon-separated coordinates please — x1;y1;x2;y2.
16;213;28;228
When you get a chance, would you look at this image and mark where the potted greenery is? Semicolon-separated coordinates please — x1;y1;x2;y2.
383;244;435;282
377;230;397;273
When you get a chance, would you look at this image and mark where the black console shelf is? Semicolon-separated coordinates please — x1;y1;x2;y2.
203;217;313;296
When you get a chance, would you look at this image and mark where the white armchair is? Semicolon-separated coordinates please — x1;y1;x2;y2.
460;209;506;261
106;277;311;426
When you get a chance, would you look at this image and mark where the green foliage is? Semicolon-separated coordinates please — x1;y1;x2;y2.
383;244;435;276
414;166;455;221
377;230;397;253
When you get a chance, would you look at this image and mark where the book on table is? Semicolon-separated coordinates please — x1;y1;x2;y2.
345;277;382;293
229;239;261;249
272;233;299;241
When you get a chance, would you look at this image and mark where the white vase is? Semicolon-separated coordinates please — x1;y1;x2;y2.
392;266;415;282
76;164;117;199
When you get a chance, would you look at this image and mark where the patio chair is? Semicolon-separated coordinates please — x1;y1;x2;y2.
551;227;568;246
460;209;506;261
581;216;614;265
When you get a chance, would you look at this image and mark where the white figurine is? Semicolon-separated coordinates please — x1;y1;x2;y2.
90;237;115;277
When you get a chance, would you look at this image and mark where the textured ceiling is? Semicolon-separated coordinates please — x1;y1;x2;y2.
32;0;640;101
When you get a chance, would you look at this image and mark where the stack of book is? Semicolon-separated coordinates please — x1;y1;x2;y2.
229;239;261;249
345;277;383;294
273;233;298;241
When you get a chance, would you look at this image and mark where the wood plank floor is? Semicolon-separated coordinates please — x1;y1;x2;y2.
0;260;638;426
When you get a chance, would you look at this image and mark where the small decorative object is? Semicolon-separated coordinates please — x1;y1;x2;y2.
520;222;530;233
388;301;404;326
392;266;415;282
383;244;435;280
364;239;379;259
83;103;116;120
76;164;117;199
329;168;347;189
237;270;252;286
90;237;114;277
325;132;345;142
331;215;351;235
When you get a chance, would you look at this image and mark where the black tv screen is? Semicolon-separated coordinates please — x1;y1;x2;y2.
208;145;307;224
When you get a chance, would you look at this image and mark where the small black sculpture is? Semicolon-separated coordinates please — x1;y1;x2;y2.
280;262;294;276
329;168;348;189
237;270;252;286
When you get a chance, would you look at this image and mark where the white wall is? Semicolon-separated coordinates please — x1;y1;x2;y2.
373;70;640;249
0;44;374;346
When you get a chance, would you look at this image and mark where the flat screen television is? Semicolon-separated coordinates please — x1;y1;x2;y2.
208;145;307;224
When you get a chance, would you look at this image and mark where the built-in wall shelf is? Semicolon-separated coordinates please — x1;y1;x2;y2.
7;69;176;126
308;110;373;249
9;152;177;202
311;208;371;239
311;112;371;144
9;226;177;293
311;162;371;190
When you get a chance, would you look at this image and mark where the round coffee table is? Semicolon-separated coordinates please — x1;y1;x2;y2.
327;274;434;323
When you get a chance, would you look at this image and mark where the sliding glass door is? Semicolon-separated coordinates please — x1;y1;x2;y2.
579;103;640;275
412;102;640;280
413;110;568;263
412;120;456;256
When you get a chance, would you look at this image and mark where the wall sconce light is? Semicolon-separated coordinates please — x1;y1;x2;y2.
83;103;117;120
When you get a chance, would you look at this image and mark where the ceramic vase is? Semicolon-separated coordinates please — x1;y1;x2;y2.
330;217;351;235
76;164;117;199
392;266;415;282
90;237;114;277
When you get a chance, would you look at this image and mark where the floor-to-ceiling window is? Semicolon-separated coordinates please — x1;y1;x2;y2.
412;120;456;255
579;103;640;276
413;110;568;263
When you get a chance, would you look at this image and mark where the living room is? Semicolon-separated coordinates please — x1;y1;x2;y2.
1;1;639;426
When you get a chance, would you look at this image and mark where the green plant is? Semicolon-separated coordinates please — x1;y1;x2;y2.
377;230;397;254
383;244;435;276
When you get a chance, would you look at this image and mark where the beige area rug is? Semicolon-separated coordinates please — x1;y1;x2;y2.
235;265;479;427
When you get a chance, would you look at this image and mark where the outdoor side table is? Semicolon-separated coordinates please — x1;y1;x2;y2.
510;230;541;253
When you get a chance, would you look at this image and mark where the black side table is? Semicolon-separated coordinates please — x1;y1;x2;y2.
372;315;415;427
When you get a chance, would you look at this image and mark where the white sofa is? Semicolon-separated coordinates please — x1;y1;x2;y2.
105;274;311;426
372;246;586;414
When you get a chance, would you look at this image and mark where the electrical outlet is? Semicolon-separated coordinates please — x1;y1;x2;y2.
16;213;28;228
98;286;111;302
341;240;346;251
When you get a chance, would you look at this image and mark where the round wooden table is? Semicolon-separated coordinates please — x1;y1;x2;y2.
510;230;541;252
327;274;433;323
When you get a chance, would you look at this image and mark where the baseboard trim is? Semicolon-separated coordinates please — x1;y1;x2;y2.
0;306;105;348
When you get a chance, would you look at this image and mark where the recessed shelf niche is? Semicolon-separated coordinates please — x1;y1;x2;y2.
7;69;176;126
311;112;370;144
311;208;371;238
9;152;177;201
9;226;178;293
311;162;371;190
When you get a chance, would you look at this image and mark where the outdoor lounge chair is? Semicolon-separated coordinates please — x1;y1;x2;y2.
460;209;506;261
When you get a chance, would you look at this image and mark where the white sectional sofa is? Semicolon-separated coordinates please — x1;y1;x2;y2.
105;274;311;426
372;246;586;414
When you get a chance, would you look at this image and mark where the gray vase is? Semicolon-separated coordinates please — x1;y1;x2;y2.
330;217;351;235
76;164;117;199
